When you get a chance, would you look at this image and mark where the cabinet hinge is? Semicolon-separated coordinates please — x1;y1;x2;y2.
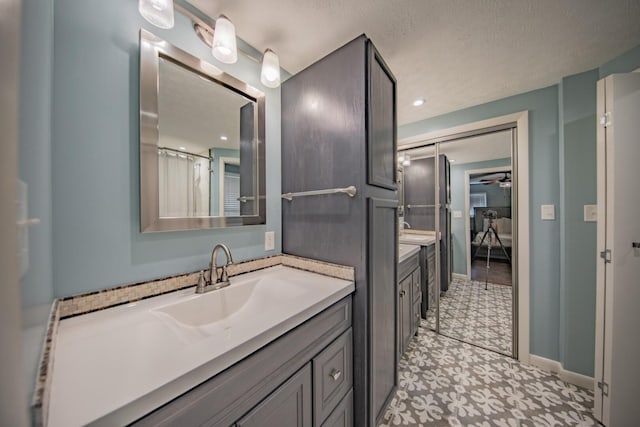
597;381;609;397
600;249;612;263
599;112;612;127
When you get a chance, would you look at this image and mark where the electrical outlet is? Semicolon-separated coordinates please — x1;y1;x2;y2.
264;231;275;251
453;210;463;219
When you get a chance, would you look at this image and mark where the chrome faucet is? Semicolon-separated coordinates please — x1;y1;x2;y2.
402;221;411;229
196;243;234;294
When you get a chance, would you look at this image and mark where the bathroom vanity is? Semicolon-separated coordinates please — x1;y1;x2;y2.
399;233;437;318
45;262;354;427
397;245;421;355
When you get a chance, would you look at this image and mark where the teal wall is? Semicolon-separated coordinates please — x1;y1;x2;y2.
450;158;511;275
470;184;511;208
401;85;562;362
210;148;240;215
599;44;640;78
558;69;599;376
51;0;282;298
19;0;54;310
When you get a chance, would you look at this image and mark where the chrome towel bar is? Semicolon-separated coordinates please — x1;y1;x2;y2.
281;186;357;201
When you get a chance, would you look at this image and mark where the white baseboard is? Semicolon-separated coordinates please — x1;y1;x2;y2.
528;355;594;391
452;273;467;281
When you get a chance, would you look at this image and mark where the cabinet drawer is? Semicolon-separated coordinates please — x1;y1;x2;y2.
313;328;353;425
399;253;419;280
321;389;353;427
236;363;312;427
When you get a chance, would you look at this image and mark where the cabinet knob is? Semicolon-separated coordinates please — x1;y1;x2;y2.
330;369;342;381
399;290;405;297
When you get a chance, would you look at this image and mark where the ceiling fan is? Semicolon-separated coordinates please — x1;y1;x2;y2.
476;172;511;185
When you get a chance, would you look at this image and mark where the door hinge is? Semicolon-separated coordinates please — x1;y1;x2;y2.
599;112;612;127
597;381;609;397
600;249;612;263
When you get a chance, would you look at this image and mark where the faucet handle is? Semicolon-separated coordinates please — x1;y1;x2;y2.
196;270;206;293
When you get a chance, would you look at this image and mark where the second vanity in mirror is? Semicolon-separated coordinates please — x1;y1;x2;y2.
139;30;266;232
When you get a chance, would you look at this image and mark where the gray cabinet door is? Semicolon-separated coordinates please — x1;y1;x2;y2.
239;102;255;216
367;43;397;190
236;363;312;427
399;275;412;353
368;197;398;424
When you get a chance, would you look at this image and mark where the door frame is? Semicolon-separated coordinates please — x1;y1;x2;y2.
399;111;530;362
464;165;512;281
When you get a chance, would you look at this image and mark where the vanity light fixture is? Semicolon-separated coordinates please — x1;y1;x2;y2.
449;159;456;163
138;0;175;29
220;135;228;141
398;153;405;164
178;146;186;150
402;154;411;166
412;98;425;107
142;3;282;88
212;15;238;64
260;49;281;89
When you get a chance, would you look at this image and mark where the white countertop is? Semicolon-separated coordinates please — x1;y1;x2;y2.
48;265;354;427
398;244;420;263
399;232;437;247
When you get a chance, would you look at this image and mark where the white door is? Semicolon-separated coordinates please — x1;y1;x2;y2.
594;73;640;426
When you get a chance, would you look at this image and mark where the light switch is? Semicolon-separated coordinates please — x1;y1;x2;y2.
584;204;597;222
541;204;555;221
264;231;275;251
453;210;463;219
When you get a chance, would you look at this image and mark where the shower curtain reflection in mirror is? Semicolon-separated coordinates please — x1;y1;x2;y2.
158;148;210;217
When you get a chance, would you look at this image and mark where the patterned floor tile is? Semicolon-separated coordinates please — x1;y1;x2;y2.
379;330;598;427
425;278;513;356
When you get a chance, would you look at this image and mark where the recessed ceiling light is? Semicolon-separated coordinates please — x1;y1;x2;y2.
178;146;186;151
413;98;425;107
220;135;228;141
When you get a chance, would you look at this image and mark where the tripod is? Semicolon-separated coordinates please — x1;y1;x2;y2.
472;217;511;290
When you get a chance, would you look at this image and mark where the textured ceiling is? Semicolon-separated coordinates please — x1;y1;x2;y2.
188;0;640;125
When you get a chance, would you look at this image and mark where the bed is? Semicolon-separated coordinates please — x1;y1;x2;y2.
471;207;512;263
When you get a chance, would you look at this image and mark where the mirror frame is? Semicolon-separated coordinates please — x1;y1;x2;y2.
139;29;266;232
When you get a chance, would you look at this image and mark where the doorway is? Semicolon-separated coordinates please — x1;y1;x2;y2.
398;112;530;361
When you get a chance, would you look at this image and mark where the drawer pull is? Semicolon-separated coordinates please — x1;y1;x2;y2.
330;369;342;381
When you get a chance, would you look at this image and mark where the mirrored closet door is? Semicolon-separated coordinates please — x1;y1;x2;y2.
399;128;517;357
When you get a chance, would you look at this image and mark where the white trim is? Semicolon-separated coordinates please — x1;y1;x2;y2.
400;111;530;363
464;166;511;281
218;156;240;214
528;355;595;391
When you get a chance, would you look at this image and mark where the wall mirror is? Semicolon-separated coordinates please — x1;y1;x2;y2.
140;29;265;232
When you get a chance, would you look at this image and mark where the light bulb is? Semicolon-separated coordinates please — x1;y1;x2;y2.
260;49;281;88
138;0;174;29
403;154;411;166
212;15;237;64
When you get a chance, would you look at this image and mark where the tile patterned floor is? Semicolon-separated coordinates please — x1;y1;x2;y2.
425;278;513;356
380;330;598;427
440;279;513;356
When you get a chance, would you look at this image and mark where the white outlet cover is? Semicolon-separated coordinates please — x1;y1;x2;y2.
264;231;275;251
453;210;463;219
584;204;597;222
541;204;555;221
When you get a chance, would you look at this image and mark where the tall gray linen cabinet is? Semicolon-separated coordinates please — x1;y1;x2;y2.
282;35;398;426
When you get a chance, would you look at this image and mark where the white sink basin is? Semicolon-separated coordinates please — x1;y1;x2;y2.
155;278;260;327
399;233;437;246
